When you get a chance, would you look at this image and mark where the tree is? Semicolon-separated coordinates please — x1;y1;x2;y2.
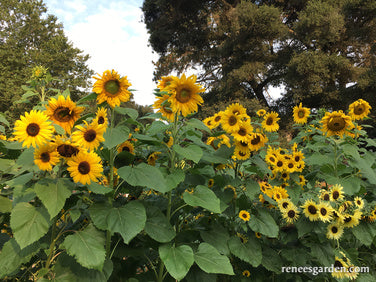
142;0;376;127
0;0;93;125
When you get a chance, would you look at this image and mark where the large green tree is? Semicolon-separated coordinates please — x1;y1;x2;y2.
0;0;93;124
142;0;376;123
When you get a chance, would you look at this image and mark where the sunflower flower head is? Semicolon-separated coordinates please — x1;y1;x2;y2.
34;143;60;171
262;111;280;132
321;110;353;137
71;121;106;151
348;99;371;120
67;150;103;185
293;103;310;124
153;94;175;122
239;210;251;222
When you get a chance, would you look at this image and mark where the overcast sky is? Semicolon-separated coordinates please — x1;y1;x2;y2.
43;0;158;106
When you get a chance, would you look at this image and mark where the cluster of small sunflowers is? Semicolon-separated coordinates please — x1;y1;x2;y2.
12;69;135;185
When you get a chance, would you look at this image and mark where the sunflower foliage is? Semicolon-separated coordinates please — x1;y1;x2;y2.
0;70;375;282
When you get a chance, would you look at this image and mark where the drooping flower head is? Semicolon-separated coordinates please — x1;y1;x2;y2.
165;74;205;117
93;70;132;108
67;151;103;185
45;95;84;134
13;110;54;148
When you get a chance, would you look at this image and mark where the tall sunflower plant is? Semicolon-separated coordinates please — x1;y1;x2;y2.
0;69;376;281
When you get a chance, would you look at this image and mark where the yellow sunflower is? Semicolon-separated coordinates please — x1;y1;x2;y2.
265;152;278;166
221;110;246;133
71;121;106;151
157;76;173;90
165;74;205;117
278;198;293;212
92;107;108;128
45;95;84;134
13;110;54;148
273;186;289;199
54;135;80;159
67;151;103;185
211;112;224;128
293;103;310;124
321;110;353;137
256;109;266;117
248;133;268;151
153;94;175;122
332;257;348;279
255;232;262;238
242;270;251;277
348;99;372;120
239;210;250;222
117;141;135;154
232;121;253;142
34;143;60;171
317;202;334;222
343;210;362;228
329;184;345;202
282;206;300;224
203;116;216;130
233;146;251;160
319;189;331;201
208;179;215;188
226;103;247;116
207;134;231;150
93;69;132;108
262;112;280;132
147;152;161;166
273;155;286;173
301;199;320;221
326;223;344;240
353;196;364;210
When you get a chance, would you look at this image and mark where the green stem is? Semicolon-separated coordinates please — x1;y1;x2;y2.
45;218;58;269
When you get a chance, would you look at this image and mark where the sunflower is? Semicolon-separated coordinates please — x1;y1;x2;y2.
13;110;54;148
278;198;293;212
343;210;362;228
165;74;205;117
236;232;248;243
301;199;320;221
221;110;246;133
226;103;247;116
280;171;290;182
259;181;272;194
248;133;268;151
332;257;348;279
265;152;277;166
117;141;135;154
67;151;103;185
93;69;132;108
282;206;299;224
255;232;262;239
232;121;253;142
71;121;105;151
156;76;173;90
321;111;353;137
298;175;307;187
326;223;344;240
353;196;364;210
262;112;280;132
153;94;175;122
224;185;237;198
54;136;80;159
256;109;266;117
273;186;289;199
45;95;84;134
239;210;250;222
273;155;286;173
203;116;216;130
285;159;296;173
233;146;251;160
319;189;331;201
273;190;283;201
147;152;161;166
242;270;251;277
207;134;231;150
34;143;60;171
329;184;345;202
317;202;333;222
208;178;214;188
293;103;310;124
92;107;108;128
345;265;359;280
348;99;372;120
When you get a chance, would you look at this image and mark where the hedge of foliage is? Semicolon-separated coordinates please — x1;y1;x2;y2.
0;68;375;281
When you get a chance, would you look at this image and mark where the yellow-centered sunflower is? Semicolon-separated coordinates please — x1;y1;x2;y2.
71;121;105;151
13;110;54;148
93;69;132;108
301;199;320;221
166;74;205;117
321;110;353;137
293;103;310;124
45;95;84;134
326;223;344;240
117;141;135;154
348;99;371;120
34;143;60;171
67;151;103;185
239;210;250;222
153;94;175;122
262;112;280;132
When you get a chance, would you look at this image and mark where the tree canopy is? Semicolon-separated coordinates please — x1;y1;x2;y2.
142;0;376;123
0;0;93;124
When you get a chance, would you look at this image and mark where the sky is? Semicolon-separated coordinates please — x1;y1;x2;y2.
43;0;158;106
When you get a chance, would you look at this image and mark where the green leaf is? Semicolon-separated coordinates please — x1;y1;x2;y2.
173;144;203;164
103;126;130;149
352;222;376;246
261;246;282;274
77;92;97;104
248;208;279;238
53;123;65;135
16;147;35;167
114;107;138;119
183;185;221;213
62;224;106;271
185;118;210;133
295;218;314;238
349;157;376;185
34;178;72;219
194;243;234;275
145;206;176;243
147;120;168;135
0;159;15;173
227;236;262;267
0;239;40;279
244;179;260;199
117;163;168;192
88;182;113;195
309;242;334;266
159;244;194;281
0;113;10;127
165;170;185;192
10;202;51;249
0;196;12;213
89;201;146;244
200;225;230;256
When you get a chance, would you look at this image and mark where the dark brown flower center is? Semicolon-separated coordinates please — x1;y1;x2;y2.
238;128;247;136
98;116;105;124
332;191;339;200
356;200;361;205
331;226;338;233
294;156;300;162
251;135;260;145
214;116;221;122
269;156;275;163
298;110;306;118
308;205;317;215
344;216;352;223
323;194;330;201
334;260;343;268
288;162;294;169
26;123;40;137
228;115;238;126
288;209;295;218
276;160;283;167
320;208;327;216
40;152;50;163
266;117;274;125
122;145;130;152
354;104;365;115
53;107;73;122
239;141;248;148
282;202;289;209
176;89;191;103
328;116;346;131
57;144;79;158
84;129;97;142
78;161;90;175
105;80;120;95
239;151;247;157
